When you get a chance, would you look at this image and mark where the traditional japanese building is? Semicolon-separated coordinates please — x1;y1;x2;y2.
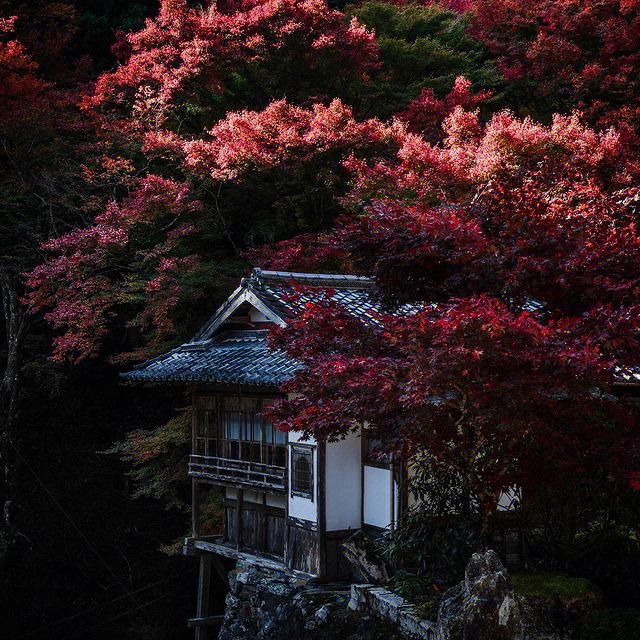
123;267;640;636
123;268;406;630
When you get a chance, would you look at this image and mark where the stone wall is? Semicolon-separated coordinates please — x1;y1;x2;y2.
348;585;437;639
217;559;406;640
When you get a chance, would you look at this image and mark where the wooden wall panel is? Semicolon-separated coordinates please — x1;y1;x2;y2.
225;505;237;545
286;522;320;575
241;508;264;552
224;499;285;559
266;514;285;557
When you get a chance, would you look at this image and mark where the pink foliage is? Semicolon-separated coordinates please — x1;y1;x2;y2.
25;176;202;362
184;99;396;180
85;0;379;126
262;108;640;498
397;76;491;140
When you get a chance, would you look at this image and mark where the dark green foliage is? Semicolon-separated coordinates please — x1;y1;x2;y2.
72;1;159;71
522;481;640;607
379;459;482;608
106;407;192;510
580;609;640;640
347;1;504;118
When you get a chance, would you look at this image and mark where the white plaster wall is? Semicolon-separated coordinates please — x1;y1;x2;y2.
325;432;362;532
287;430;316;446
287;430;318;523
226;487;261;503
363;465;393;529
226;488;285;509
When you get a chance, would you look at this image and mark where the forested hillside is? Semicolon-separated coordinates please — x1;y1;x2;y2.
2;1;640;638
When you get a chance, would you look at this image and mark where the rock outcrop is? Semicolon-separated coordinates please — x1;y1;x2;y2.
437;550;522;640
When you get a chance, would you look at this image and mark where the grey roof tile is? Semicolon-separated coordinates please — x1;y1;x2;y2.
122;330;299;386
122;269;386;386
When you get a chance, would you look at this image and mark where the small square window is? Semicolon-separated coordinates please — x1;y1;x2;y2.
291;445;314;499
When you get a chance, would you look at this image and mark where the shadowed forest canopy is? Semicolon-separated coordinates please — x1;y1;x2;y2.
1;0;640;638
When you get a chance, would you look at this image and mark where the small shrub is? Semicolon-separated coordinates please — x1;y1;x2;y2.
379;458;482;584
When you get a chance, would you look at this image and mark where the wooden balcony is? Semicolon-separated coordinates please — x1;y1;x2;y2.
189;454;287;492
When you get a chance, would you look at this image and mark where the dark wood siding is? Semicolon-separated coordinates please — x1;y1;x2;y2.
224;499;285;559
286;519;320;575
224;504;237;545
266;513;285;557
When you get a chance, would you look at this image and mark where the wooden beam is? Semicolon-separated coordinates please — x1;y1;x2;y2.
192;478;201;538
211;554;229;589
188;615;224;629
317;440;327;578
360;429;365;528
236;488;244;550
284;443;290;568
195;554;212;640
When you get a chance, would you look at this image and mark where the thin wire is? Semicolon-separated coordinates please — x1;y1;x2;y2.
63;593;175;640
7;438;154;624
13;569;192;640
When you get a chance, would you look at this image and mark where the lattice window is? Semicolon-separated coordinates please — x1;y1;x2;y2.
194;396;287;465
291;445;314;499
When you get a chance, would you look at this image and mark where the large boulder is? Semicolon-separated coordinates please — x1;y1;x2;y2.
437;550;523;640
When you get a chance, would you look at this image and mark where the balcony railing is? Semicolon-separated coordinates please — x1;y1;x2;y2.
189;454;287;492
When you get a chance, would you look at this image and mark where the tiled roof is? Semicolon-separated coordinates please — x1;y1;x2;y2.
122;268;640;388
122;330;298;386
122;269;390;386
616;367;640;385
124;269;382;386
246;268;398;327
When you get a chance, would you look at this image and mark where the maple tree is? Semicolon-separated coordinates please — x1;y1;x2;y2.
0;5;208;637
23;0;640;519
466;0;640;130
24;0;387;363
263;106;640;513
25;0;510;366
6;0;640;632
0;7;99;544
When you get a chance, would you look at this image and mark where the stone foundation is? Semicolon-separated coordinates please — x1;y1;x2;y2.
217;558;406;640
216;551;592;640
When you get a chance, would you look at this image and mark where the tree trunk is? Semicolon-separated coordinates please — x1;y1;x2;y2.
0;279;27;535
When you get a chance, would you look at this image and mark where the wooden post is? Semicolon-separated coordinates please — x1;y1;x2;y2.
262;492;267;553
360;430;365;528
195;554;212;640
317;440;327;577
191;389;201;540
390;461;396;530
236;488;244;550
192;478;201;538
284;439;290;567
400;461;409;518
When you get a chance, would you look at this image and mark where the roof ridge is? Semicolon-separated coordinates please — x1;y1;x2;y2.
214;328;269;339
248;267;374;289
